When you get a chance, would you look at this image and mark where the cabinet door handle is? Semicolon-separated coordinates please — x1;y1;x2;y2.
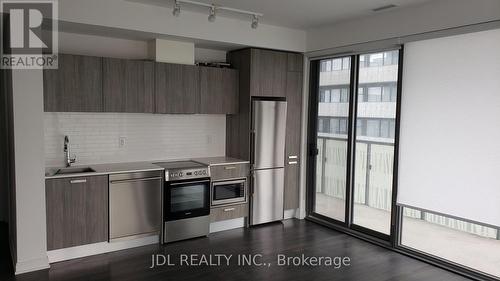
223;208;235;212
288;161;298;165
110;177;162;184
288;155;298;159
224;166;236;170
70;179;87;184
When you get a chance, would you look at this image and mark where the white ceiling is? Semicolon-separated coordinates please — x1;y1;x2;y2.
129;0;434;29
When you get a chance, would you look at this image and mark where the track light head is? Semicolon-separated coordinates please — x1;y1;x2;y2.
172;1;180;17
172;0;262;28
251;14;258;29
208;5;216;22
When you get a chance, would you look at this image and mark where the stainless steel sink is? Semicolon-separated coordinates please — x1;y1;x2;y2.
55;167;95;175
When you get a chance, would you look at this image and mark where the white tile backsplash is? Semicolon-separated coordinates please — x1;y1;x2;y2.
44;112;226;167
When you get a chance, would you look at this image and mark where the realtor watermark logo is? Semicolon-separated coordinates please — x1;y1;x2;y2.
1;0;58;69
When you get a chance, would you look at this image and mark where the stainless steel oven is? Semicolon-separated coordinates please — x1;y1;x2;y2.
211;178;247;207
165;178;210;221
154;160;211;244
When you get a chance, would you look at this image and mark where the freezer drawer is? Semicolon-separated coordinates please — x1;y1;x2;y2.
109;172;162;240
252;100;287;169
250;168;284;225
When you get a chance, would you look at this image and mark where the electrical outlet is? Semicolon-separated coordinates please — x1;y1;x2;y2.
119;137;126;147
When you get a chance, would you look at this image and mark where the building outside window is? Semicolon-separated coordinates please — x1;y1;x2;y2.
356;52;398;69
319;57;352;72
342;57;350;70
358;83;397;102
332;58;342;70
341;88;349;102
369;53;384;67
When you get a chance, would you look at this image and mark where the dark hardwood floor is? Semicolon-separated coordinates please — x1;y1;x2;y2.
0;220;470;281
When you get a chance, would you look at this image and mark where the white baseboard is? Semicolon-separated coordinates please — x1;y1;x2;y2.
46;211;299;265
47;235;158;263
15;256;50;275
209;218;245;233
284;208;299;219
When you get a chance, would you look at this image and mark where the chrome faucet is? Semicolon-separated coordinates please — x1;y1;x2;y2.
64;135;76;167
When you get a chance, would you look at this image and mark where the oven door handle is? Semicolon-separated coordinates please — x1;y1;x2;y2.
169;179;210;186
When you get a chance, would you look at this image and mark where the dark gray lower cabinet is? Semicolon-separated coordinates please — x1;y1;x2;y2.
210;203;248;222
46;175;108;250
155;63;199;114
284;71;303;210
284;164;300;210
199;67;238;114
103;58;154;113
43;54;103;112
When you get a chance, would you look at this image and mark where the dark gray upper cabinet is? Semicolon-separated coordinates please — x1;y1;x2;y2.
155;62;199;114
44;54;103;112
46;175;108;250
199;67;239;114
250;49;287;97
103;58;154;113
287;53;303;72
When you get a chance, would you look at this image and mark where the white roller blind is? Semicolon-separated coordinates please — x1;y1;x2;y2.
398;28;500;227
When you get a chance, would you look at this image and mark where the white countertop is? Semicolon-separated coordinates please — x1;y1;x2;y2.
193;156;250;166
45;156;249;179
45;161;164;179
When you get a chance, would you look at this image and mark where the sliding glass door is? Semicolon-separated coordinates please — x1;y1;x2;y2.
309;49;401;239
351;51;399;235
313;56;352;223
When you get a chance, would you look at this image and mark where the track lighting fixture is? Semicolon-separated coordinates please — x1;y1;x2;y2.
172;0;263;29
251;14;258;29
172;1;180;17
208;5;216;22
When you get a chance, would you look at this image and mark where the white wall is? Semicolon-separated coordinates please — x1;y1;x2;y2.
0;70;9;223
58;0;306;52
59;32;148;59
11;70;49;274
307;0;500;52
44;113;226;167
148;39;195;64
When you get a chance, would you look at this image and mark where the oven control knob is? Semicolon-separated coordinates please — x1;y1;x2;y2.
202;170;206;175
178;172;183;177
194;171;198;175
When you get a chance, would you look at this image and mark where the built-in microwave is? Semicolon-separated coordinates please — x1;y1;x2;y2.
211;178;247;206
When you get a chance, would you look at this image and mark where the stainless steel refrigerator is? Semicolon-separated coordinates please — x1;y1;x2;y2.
249;99;287;226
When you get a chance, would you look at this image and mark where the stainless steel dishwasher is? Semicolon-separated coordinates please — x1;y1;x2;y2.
109;171;163;241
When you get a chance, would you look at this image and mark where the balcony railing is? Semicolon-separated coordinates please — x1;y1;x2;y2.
316;135;500;239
